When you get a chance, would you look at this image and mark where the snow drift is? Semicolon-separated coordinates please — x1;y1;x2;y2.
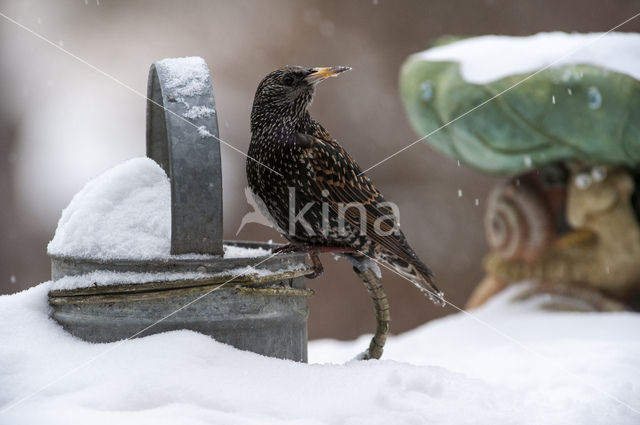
0;283;638;424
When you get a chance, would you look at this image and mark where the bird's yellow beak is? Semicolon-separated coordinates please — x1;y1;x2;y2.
305;66;351;84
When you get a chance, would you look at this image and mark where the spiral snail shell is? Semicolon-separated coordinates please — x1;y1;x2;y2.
484;176;555;261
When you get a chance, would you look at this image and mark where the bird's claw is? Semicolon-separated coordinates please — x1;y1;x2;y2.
305;252;324;279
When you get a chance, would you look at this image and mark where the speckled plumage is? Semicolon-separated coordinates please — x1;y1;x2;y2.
247;66;443;304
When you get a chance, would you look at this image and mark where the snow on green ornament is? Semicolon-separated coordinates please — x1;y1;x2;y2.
399;32;640;174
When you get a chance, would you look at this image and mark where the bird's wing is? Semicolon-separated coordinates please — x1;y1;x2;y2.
294;132;424;268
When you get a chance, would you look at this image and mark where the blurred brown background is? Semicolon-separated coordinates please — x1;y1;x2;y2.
1;0;638;339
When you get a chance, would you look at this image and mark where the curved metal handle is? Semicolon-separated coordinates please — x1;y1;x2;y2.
146;57;223;256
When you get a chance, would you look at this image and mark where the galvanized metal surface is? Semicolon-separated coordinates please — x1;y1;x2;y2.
49;270;311;362
50;241;307;281
147;58;223;256
48;58;312;362
50;255;311;298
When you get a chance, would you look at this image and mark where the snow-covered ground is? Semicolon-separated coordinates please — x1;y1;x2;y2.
0;283;638;425
418;32;640;83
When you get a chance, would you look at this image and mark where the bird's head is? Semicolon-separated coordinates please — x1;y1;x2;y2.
251;66;351;131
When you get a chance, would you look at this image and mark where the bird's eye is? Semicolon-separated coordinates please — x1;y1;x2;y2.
282;75;295;86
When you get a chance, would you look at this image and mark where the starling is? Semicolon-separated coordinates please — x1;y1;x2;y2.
246;66;444;306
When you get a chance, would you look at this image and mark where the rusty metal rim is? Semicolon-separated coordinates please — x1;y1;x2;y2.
49;279;314;305
49;267;313;299
50;241;310;281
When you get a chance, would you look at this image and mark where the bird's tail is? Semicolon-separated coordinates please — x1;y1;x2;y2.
378;251;446;307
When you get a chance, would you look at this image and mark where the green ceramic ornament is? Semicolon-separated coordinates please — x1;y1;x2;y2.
400;34;640;174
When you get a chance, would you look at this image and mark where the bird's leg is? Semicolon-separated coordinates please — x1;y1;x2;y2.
272;243;298;253
304;247;356;279
307;246;356;255
353;266;390;360
273;243;355;254
273;244;356;278
306;252;324;279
